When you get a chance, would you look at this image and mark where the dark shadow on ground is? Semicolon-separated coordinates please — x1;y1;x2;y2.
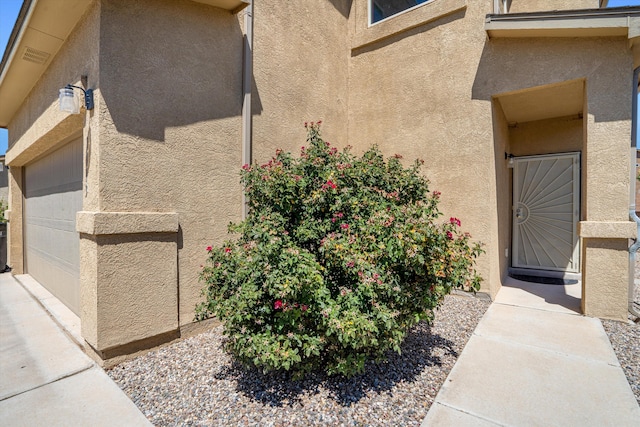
502;277;582;314
213;321;457;407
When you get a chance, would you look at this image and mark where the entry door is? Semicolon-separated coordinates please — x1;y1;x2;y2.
512;153;580;273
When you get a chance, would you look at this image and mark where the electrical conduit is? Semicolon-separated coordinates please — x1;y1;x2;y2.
241;1;253;218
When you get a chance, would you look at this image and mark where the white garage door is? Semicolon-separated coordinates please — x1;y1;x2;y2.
25;138;83;315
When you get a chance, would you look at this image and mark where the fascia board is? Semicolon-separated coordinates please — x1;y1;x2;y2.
486;7;640;39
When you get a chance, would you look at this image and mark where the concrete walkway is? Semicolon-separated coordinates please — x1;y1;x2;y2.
0;273;151;426
423;277;640;426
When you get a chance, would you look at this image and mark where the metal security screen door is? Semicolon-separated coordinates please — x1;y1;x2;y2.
512;153;580;273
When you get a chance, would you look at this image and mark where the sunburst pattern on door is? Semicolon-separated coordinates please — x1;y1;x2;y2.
512;153;580;273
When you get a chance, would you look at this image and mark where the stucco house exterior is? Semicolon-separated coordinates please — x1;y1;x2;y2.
0;0;638;365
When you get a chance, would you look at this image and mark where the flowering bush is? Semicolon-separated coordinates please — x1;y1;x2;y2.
196;122;482;377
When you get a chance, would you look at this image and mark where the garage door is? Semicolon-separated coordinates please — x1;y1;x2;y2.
25;138;83;315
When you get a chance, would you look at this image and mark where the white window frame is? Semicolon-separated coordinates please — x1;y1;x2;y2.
369;0;433;26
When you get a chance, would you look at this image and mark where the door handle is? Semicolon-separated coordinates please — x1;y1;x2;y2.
516;207;523;219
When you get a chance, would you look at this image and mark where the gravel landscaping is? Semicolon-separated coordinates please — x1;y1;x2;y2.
602;316;640;405
109;268;640;425
108;294;490;426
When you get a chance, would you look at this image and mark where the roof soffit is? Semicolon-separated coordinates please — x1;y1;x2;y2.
495;79;585;124
0;0;92;128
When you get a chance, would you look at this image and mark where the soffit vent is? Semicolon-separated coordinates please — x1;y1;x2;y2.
22;46;50;65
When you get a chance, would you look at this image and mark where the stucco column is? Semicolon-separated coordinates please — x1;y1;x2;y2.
77;211;180;366
579;70;634;321
6;166;23;274
579;222;636;321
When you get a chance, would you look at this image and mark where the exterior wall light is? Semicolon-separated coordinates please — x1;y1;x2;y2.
59;84;94;114
505;153;515;168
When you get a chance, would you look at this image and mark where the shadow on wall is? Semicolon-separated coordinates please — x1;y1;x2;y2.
471;38;630;123
350;9;466;56
99;0;262;142
328;0;353;18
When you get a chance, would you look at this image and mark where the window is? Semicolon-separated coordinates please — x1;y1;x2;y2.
371;0;431;24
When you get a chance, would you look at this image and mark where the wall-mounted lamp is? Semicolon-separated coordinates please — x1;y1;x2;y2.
59;84;94;114
505;153;515;168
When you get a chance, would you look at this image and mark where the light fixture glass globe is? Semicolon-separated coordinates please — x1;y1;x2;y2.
59;88;80;114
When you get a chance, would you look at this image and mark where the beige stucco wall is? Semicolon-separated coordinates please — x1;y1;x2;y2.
251;1;350;162
5;0;247;356
509;116;583;157
93;0;245;344
475;36;631;223
492;100;511;292
347;0;633;311
5;1;100;274
84;232;179;350
6;166;23;274
348;0;499;294
581;238;630;321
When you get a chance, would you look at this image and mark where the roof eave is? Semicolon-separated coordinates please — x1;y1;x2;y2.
0;0;250;129
485;6;640;39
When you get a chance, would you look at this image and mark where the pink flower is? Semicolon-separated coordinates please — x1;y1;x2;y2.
242;164;250;171
225;247;232;253
301;304;308;312
322;180;337;191
317;120;322;125
340;223;349;230
433;190;441;198
346;261;355;268
336;212;343;218
274;300;283;310
206;246;212;252
446;231;454;240
450;217;461;227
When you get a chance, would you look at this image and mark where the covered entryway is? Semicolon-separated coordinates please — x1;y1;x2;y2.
492;79;585;285
512;153;580;274
24;138;83;315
